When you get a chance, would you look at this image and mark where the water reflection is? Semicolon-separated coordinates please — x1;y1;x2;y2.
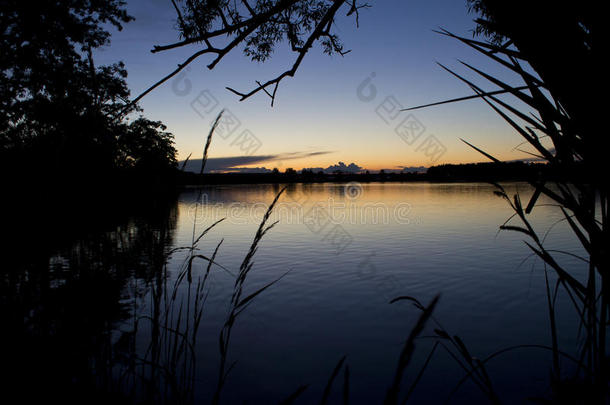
1;198;177;403
0;183;586;404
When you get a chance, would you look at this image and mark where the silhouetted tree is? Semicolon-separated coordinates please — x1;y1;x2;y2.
117;118;177;172
466;0;601;180
0;0;177;184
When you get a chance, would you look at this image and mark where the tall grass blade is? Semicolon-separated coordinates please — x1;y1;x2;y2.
180;152;192;171
320;356;347;405
384;294;440;405
201;110;224;175
279;385;309;405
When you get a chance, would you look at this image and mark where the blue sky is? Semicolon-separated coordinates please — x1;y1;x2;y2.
96;0;529;172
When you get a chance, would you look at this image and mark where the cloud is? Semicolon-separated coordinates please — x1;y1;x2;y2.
179;151;333;173
181;155;275;173
280;151;332;158
303;161;363;174
226;167;272;173
323;162;363;173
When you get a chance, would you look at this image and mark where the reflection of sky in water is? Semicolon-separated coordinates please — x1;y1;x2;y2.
165;183;585;404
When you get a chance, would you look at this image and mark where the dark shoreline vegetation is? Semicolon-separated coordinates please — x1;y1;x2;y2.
176;161;553;185
4;161;554;220
6;160;557;205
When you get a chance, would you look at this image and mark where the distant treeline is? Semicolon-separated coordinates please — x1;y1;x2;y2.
425;161;550;182
177;162;550;185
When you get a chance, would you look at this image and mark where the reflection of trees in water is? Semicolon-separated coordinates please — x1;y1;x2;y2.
0;199;178;403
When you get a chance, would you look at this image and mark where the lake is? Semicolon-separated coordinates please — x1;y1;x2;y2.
2;182;586;404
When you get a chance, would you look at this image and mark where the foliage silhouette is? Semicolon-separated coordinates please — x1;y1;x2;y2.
1;0;177;193
403;1;607;401
133;0;369;106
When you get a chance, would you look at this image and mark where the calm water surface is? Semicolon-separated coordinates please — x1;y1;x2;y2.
158;182;585;404
6;182;586;404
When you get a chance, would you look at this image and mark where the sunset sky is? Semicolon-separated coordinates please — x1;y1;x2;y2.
97;0;531;172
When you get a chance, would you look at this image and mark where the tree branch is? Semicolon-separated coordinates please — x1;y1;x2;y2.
119;47;220;116
130;0;365;108
226;0;347;105
151;0;297;53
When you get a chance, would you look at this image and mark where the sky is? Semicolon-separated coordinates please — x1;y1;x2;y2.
95;0;531;172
